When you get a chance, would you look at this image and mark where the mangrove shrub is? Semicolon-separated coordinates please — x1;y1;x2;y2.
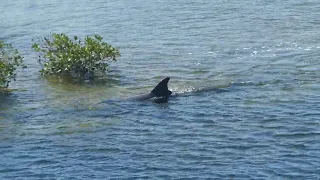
32;33;120;79
0;41;24;88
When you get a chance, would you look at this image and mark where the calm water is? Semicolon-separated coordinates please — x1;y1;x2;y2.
1;0;320;179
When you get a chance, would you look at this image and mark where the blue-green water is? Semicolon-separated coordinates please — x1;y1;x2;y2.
1;0;320;179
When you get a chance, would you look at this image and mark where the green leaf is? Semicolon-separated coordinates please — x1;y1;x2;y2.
32;33;120;79
0;41;24;88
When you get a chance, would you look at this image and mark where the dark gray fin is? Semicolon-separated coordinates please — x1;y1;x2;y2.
151;77;172;97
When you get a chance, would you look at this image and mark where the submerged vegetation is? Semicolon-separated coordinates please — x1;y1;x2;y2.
0;41;24;88
32;33;120;79
0;33;120;91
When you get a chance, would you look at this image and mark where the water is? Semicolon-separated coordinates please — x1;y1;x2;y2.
1;0;320;179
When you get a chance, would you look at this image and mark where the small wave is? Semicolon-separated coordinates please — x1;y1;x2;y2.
274;132;320;138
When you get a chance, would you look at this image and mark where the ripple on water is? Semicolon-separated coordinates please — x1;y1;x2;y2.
1;0;320;179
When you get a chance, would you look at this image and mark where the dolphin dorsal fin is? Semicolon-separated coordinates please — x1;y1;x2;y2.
151;77;171;97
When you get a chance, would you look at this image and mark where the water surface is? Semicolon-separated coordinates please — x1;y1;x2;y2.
1;0;320;179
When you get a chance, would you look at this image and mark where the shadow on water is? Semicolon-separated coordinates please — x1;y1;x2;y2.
48;98;171;136
35;73;127;108
0;89;20;112
43;73;122;90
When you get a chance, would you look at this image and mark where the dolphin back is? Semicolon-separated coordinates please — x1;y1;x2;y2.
124;77;171;103
151;77;172;97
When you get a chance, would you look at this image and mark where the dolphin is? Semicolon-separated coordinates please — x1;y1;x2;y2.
127;77;172;103
100;77;231;104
